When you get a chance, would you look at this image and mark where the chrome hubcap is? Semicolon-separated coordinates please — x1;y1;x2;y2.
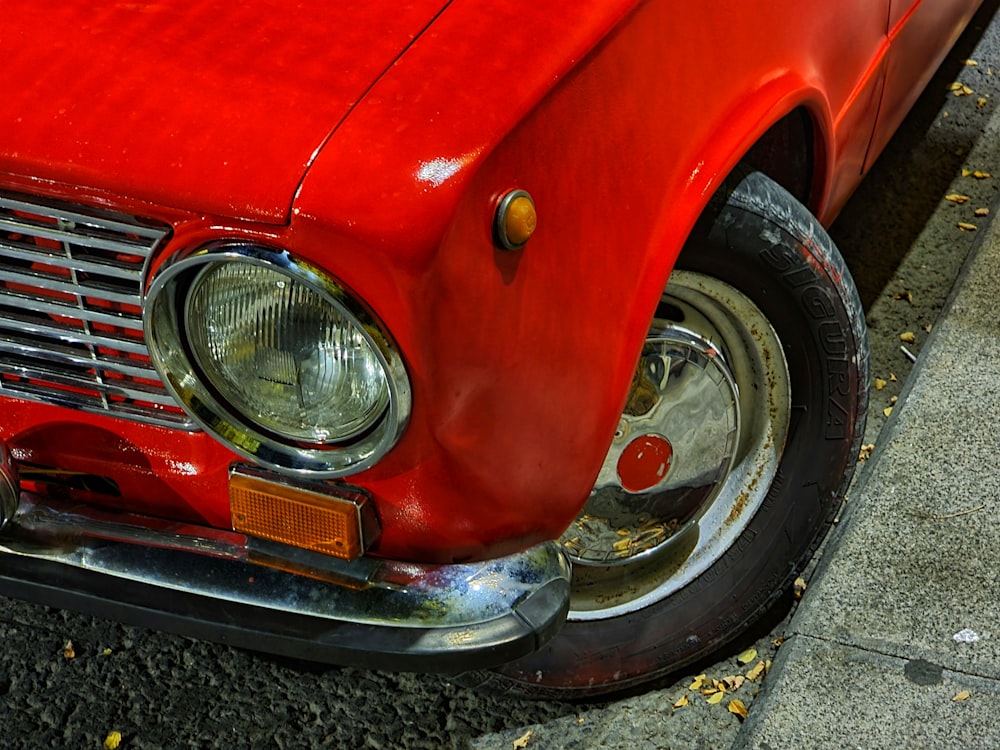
564;271;791;619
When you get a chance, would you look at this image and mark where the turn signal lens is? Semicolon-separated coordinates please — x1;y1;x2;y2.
229;470;377;560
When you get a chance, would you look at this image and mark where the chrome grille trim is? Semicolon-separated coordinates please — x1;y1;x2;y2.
0;192;194;428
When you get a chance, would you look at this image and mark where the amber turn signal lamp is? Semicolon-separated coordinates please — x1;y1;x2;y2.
229;468;378;561
494;189;537;250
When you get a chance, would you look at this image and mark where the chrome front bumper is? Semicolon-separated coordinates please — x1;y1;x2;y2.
0;453;571;672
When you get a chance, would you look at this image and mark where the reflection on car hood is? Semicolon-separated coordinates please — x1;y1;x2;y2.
0;1;451;223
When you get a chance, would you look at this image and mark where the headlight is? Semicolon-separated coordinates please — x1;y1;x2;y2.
144;244;410;476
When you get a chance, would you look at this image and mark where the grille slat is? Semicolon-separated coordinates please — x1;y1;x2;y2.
0;287;144;331
0;191;194;428
0;335;160;380
0;267;141;307
0;311;149;355
0;195;167;241
0;237;142;282
0;361;179;404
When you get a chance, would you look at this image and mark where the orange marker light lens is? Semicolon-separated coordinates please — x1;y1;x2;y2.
504;195;537;245
495;189;537;250
229;472;370;560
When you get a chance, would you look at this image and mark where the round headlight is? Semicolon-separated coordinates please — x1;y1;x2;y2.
144;244;410;476
186;263;389;443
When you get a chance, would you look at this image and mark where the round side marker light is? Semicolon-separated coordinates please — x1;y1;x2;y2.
494;189;537;250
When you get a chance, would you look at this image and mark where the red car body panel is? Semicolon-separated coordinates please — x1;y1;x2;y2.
0;1;451;223
0;0;985;565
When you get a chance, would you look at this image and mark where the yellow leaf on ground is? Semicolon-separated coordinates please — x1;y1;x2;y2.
723;674;746;691
689;674;707;690
63;640;76;660
883;406;893;418
945;193;971;203
746;661;766;681
953;690;971;702
673;694;690;710
736;647;758;665
900;331;916;344
513;729;533;749
707;690;726;705
950;82;974;96
793;577;807;599
958;222;978;231
975;207;990;217
103;732;123;750
874;378;887;390
728;699;749;719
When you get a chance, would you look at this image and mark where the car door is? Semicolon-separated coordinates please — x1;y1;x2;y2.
865;0;985;170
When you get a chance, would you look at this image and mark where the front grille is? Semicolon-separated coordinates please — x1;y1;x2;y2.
0;192;194;428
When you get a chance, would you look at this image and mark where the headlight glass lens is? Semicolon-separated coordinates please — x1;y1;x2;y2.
185;263;389;443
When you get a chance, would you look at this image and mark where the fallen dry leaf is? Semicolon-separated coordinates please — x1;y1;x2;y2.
673;693;690;710
513;729;533;749
900;331;916;344
964;58;979;66
945;193;971;203
958;221;978;231
975;207;990;217
793;577;807;600
953;690;971;702
706;690;726;705
950;82;975;96
858;443;875;461
103;732;123;750
728;699;749;720
736;647;758;665
874;377;887;390
890;373;898;382
883;406;893;417
922;323;933;334
962;169;992;179
722;674;746;691
893;290;914;303
978;97;988;109
689;673;707;690
63;640;76;660
746;661;767;682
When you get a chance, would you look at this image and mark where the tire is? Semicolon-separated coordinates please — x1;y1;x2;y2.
456;171;869;698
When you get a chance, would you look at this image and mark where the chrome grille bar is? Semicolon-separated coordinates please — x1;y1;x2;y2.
0;191;194;428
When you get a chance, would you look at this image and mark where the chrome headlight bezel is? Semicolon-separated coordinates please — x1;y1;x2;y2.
143;243;411;477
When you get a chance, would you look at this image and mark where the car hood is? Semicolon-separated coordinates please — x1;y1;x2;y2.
0;1;451;223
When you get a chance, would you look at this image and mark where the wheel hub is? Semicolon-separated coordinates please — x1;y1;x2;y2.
563;271;790;620
560;327;740;566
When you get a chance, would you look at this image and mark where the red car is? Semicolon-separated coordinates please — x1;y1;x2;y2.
0;0;983;696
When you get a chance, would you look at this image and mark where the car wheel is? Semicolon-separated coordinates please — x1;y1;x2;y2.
457;170;869;698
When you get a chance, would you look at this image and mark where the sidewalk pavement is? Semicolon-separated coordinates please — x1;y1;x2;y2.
734;182;1000;748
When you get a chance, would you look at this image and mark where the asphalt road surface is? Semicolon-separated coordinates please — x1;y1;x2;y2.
3;4;1000;748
